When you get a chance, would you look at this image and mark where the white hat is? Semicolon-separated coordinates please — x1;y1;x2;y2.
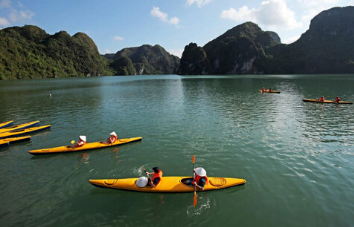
136;176;148;187
195;167;206;177
110;132;117;136
79;135;86;142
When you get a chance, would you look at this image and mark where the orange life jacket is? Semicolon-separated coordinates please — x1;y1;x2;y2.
76;140;86;147
152;170;163;186
193;174;208;186
109;135;117;143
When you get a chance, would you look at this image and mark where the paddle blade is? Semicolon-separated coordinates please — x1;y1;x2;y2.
71;140;75;144
192;155;195;164
193;191;197;207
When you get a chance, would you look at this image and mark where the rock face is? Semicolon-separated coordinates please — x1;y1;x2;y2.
179;6;354;75
179;22;280;75
109;56;136;75
179;43;211;75
105;44;180;75
0;25;111;79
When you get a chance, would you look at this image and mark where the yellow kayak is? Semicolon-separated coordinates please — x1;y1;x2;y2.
89;176;246;192
0;136;31;144
0;121;40;134
259;89;280;94
0;140;9;148
303;99;353;104
28;137;142;155
0;120;14;129
0;125;51;139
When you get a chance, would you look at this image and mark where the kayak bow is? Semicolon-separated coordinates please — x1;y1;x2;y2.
0;136;31;144
0;121;14;129
0;125;51;139
28;137;142;155
0;121;40;134
89;176;246;193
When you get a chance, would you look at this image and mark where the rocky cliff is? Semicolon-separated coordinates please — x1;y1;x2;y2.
0;25;111;79
105;44;180;75
179;6;354;75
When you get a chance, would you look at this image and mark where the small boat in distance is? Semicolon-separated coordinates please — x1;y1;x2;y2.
259;89;280;94
302;99;353;104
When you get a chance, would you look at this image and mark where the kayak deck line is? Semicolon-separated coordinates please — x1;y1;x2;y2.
28;137;142;155
303;99;353;104
0;121;40;134
0;121;14;129
89;176;246;193
0;125;51;139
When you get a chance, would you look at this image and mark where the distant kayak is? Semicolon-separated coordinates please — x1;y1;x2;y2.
0;121;14;129
28;137;142;155
89;176;246;193
0;121;40;134
0;136;31;144
302;99;353;104
0;125;51;139
259;90;280;94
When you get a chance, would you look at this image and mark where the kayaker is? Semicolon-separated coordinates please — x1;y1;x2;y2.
319;96;325;102
335;97;341;103
102;131;118;144
70;135;86;148
269;88;272;92
262;87;266;92
146;167;163;188
193;167;208;190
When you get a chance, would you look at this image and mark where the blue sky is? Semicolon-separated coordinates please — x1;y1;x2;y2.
1;0;353;57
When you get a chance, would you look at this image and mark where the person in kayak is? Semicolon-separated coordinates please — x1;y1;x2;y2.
102;131;118;144
193;167;208;190
146;167;163;188
269;88;272;92
70;135;86;148
319;96;325;102
335;97;341;103
262;87;266;92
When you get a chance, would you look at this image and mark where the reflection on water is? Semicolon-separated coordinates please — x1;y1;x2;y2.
0;75;354;227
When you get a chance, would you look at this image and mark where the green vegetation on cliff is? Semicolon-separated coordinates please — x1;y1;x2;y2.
106;44;180;75
0;25;112;79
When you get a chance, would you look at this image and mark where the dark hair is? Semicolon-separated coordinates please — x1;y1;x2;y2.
152;167;159;173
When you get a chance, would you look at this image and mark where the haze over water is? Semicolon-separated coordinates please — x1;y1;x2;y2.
0;74;353;227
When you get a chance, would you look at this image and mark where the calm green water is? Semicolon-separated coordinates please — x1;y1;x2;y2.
1;75;354;227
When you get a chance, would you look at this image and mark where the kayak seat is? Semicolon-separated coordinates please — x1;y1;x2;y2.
181;178;194;186
209;178;226;186
104;179;117;185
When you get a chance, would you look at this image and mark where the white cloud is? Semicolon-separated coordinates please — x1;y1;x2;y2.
151;6;180;26
0;0;10;8
9;9;34;22
114;36;124;41
0;17;9;26
221;0;302;30
350;0;354;5
169;17;180;25
283;35;300;44
169;49;184;58
187;0;211;7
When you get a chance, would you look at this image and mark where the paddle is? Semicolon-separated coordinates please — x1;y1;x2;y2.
193;155;197;207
